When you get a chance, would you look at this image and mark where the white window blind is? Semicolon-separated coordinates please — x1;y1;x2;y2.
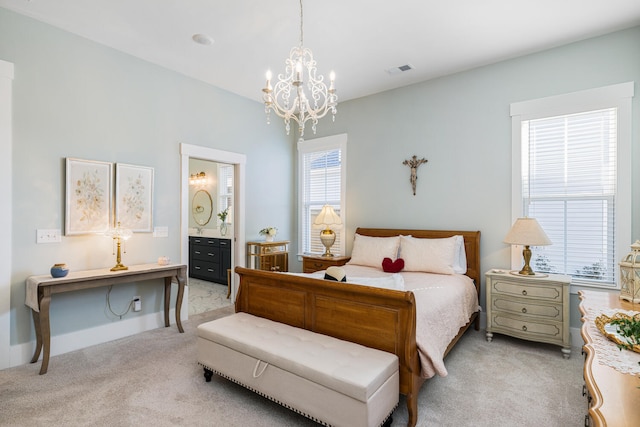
218;164;233;224
298;134;347;255
523;108;617;285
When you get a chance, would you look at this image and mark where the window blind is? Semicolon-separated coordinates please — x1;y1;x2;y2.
301;148;343;254
523;108;617;285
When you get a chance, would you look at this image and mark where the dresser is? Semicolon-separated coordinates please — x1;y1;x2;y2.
579;290;640;427
302;254;351;273
485;270;571;358
189;236;231;285
246;240;289;272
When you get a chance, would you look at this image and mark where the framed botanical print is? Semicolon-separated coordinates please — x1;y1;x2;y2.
115;163;154;232
65;158;113;235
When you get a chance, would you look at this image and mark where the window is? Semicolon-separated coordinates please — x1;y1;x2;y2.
298;134;347;255
218;164;233;224
511;83;633;289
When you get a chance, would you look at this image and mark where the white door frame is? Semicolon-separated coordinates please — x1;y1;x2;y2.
179;143;246;310
0;59;14;369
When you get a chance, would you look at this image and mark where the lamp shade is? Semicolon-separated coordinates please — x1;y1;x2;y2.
504;217;551;246
313;205;342;229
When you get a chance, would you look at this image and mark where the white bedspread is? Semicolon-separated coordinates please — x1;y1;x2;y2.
305;265;479;379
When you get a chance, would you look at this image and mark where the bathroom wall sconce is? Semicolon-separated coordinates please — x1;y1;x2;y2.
189;172;207;186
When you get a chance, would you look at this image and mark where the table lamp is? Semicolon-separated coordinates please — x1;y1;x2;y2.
313;205;342;257
504;217;551;276
106;222;133;271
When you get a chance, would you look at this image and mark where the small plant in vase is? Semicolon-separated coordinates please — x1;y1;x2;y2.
217;208;229;236
259;227;278;242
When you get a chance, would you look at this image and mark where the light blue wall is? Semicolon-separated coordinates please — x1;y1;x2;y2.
3;5;639;351
303;26;640;329
1;8;294;347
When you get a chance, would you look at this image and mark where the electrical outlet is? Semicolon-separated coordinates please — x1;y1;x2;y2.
133;296;141;312
36;229;62;243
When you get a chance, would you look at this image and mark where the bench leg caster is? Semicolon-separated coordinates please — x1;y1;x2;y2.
203;368;213;382
383;415;393;426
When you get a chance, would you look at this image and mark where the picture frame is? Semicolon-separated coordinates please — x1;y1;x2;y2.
115;163;154;232
65;158;114;236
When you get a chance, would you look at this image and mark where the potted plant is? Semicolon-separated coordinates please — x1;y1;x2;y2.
259;227;278;242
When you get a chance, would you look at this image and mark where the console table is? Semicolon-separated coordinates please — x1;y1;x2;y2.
579;290;640;426
25;263;187;375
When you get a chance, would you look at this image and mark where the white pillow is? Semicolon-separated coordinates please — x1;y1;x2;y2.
452;235;467;274
347;234;400;268
348;274;405;291
399;235;459;275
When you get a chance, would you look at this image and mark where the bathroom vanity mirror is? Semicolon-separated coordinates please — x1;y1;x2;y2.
192;189;213;226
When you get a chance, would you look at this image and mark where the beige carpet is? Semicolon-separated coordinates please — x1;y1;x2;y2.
0;307;585;426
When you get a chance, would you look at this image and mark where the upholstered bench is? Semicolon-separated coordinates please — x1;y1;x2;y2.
197;312;399;427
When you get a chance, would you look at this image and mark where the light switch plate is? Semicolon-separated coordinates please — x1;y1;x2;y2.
153;226;168;238
37;229;62;243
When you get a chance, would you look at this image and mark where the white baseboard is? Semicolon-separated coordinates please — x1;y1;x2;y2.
10;308;182;368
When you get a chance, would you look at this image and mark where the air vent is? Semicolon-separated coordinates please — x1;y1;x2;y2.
386;64;415;75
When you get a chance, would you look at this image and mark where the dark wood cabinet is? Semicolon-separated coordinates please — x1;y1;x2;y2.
189;236;231;285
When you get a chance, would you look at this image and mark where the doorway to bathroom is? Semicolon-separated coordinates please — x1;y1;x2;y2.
179;143;246;317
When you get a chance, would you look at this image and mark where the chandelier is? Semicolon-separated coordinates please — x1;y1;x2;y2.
262;0;337;137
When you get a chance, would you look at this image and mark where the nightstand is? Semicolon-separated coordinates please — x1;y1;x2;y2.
302;254;351;273
246;240;289;272
485;269;571;358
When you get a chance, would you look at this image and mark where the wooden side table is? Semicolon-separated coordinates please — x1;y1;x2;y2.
485;269;571;358
246;240;289;272
579;290;640;427
302;254;351;273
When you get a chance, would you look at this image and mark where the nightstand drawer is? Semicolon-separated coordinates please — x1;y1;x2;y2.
491;296;563;321
491;279;563;302
490;313;563;340
302;255;351;273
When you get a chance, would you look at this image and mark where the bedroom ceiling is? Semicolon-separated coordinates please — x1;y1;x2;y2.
1;0;640;103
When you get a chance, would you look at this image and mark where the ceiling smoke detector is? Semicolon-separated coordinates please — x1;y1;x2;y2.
386;64;415;76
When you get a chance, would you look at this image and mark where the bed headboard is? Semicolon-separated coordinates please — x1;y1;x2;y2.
354;228;481;293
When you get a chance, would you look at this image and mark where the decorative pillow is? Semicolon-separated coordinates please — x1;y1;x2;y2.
324;266;347;282
399;235;458;275
347;234;400;268
382;257;404;273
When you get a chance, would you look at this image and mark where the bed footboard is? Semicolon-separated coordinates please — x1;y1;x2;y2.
234;266;423;426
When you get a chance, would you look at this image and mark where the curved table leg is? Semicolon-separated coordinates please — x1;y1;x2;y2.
38;291;52;375
30;309;43;363
174;267;186;333
163;277;171;327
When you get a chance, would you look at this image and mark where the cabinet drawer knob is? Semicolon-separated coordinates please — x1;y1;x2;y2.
207;252;215;257
194;266;201;270
522;290;528;296
522;325;528;332
195;250;201;255
522;307;527;314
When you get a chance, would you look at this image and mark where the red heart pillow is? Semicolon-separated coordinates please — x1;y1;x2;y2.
382;257;404;273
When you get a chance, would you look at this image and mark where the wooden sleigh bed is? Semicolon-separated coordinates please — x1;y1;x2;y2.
234;228;481;427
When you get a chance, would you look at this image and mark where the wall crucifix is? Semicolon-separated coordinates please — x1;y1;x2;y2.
402;155;428;196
